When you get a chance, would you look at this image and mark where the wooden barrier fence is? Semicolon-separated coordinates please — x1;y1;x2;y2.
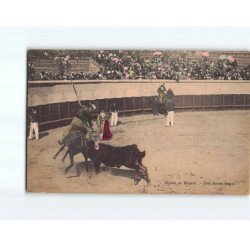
27;94;250;131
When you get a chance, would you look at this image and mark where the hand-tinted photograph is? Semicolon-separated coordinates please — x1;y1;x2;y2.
26;49;250;194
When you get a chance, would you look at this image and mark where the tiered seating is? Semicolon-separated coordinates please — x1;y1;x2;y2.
30;59;100;74
188;51;250;68
28;50;250;81
140;50;250;68
29;59;57;74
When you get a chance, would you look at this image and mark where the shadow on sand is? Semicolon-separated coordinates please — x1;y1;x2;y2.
39;131;49;139
66;161;147;183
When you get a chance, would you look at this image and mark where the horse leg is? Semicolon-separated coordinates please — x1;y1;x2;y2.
151;97;157;116
153;103;158;116
164;107;168;117
153;100;157;115
82;152;92;178
155;105;159;116
75;161;80;177
61;149;69;162
53;144;65;159
94;160;101;174
152;101;156;116
155;101;160;115
64;152;74;174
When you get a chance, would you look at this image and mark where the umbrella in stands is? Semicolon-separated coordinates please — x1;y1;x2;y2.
202;51;209;57
219;55;227;60
228;56;235;62
153;51;163;56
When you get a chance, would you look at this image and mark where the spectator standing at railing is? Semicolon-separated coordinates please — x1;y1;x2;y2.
28;109;39;140
109;103;119;126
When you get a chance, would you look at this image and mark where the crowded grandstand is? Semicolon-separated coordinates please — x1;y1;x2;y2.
27;50;250;81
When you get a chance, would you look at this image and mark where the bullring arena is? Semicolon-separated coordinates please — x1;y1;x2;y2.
26;50;250;195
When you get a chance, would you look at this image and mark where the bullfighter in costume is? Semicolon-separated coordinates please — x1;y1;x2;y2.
157;83;166;103
102;120;112;140
96;110;107;139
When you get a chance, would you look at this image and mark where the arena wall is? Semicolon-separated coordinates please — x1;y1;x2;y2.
28;80;250;106
27;80;250;131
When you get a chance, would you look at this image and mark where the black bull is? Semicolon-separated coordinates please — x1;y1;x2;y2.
54;135;150;185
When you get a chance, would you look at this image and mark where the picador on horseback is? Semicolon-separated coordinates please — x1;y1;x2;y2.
152;83;175;116
157;83;167;103
53;104;95;162
58;104;94;145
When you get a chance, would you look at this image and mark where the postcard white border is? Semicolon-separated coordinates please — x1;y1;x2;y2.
0;27;250;220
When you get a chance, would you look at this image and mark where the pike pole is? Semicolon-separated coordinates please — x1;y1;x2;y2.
70;76;82;107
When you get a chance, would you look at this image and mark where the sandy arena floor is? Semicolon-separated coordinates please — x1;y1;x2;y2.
26;110;250;195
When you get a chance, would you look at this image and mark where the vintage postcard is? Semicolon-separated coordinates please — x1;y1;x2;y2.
26;49;250;194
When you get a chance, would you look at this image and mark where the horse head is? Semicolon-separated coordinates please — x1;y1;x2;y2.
166;89;174;99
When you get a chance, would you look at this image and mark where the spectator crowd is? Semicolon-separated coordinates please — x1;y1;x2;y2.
28;50;250;81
